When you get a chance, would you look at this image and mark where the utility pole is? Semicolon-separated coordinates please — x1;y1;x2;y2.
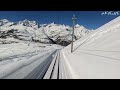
71;14;77;53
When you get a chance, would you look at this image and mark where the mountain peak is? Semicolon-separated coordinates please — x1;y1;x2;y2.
50;22;55;25
18;19;38;28
0;19;10;26
21;19;36;24
0;19;10;23
75;24;81;27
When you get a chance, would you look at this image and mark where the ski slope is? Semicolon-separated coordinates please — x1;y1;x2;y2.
62;16;120;79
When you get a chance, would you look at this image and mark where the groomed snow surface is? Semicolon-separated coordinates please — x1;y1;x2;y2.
62;16;120;79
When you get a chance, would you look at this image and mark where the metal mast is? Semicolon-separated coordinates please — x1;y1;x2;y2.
71;14;77;53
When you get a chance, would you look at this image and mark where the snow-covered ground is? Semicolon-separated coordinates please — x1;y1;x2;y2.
1;16;120;79
0;41;61;60
62;16;120;79
0;41;62;78
0;18;90;79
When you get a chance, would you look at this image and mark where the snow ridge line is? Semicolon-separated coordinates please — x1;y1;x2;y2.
61;50;80;79
96;16;120;31
50;51;59;79
43;51;58;79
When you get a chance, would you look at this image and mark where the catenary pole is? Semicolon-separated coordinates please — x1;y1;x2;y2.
71;14;77;53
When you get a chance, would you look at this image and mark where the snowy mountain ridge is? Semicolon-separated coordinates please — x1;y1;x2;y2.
0;19;91;46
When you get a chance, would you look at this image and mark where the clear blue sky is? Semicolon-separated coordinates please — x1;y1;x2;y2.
0;11;119;29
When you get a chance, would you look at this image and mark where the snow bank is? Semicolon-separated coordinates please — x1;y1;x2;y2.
61;16;120;79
